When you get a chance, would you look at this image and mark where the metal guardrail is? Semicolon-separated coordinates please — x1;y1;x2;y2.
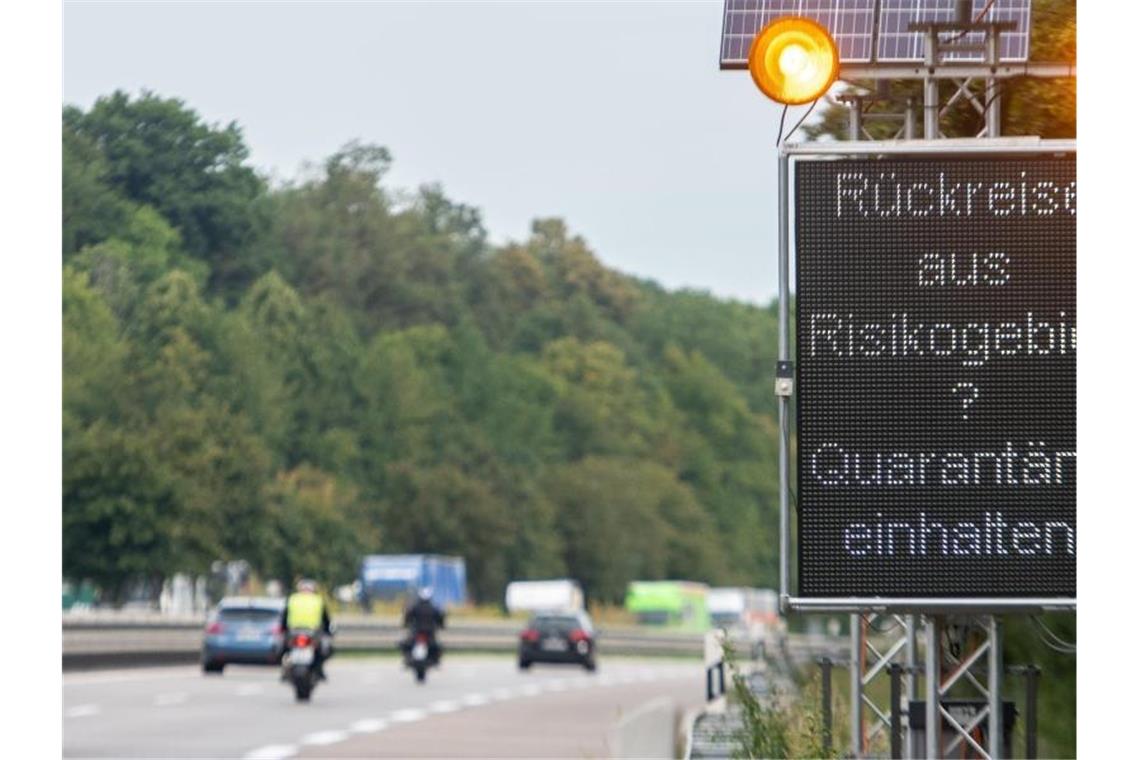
62;613;707;669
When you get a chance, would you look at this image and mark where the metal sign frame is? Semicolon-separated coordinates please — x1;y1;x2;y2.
776;137;1077;615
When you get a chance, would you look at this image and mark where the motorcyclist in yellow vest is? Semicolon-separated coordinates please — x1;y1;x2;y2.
281;579;333;680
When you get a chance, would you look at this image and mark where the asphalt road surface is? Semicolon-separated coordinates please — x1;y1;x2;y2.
64;655;705;759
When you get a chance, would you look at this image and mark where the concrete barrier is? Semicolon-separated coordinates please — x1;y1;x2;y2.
62;612;844;671
61;613;706;669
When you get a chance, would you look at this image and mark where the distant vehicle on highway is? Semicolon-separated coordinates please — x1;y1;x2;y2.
358;554;467;611
505;579;584;614
708;587;783;656
201;596;286;673
518;610;597;671
624;580;710;631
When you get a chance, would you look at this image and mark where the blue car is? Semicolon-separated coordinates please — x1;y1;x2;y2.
201;597;286;673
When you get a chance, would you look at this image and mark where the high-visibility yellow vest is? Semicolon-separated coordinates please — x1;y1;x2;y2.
286;591;324;630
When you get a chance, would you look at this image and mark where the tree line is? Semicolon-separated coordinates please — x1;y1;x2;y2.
63;92;783;604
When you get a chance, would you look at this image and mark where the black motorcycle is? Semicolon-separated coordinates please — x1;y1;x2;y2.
283;629;321;701
401;631;441;683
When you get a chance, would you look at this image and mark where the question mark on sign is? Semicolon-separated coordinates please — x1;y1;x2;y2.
952;382;979;419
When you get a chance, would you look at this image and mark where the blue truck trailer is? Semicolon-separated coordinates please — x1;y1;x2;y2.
359;554;467;610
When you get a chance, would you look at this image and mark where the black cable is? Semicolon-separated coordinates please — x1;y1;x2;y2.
1031;616;1077;651
783;98;820;143
941;0;998;44
775;104;789;146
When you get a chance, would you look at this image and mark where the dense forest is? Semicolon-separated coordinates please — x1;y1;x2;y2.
62;92;784;604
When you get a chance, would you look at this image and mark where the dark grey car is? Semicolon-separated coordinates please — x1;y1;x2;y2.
518;611;597;671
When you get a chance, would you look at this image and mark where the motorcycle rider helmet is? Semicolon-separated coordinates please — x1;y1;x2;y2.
297;578;318;593
417;586;434;602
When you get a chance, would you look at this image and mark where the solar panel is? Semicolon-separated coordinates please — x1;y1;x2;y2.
719;0;1031;70
877;0;1031;62
720;0;877;69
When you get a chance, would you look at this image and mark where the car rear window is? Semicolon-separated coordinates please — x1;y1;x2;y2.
533;616;580;631
218;608;279;623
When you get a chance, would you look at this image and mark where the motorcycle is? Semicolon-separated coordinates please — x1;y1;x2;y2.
402;631;440;683
282;628;321;701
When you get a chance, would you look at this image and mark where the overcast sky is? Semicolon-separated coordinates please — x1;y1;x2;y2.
64;1;796;304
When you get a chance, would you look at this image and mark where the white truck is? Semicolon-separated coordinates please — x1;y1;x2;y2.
707;587;784;656
505;579;584;614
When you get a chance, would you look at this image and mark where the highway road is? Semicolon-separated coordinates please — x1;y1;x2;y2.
64;655;705;758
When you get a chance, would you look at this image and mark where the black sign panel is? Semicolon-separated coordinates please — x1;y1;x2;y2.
795;153;1075;598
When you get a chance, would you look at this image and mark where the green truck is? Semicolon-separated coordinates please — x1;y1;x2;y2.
624;580;710;631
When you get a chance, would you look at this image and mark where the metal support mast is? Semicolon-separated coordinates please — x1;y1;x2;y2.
840;17;1010;759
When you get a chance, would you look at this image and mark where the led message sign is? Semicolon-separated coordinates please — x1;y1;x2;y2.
795;153;1075;598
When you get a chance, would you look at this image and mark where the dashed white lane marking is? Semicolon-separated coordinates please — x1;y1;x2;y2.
243;744;297;760
154;691;188;706
519;683;542;697
490;687;514;700
236;684;264;696
301;730;350;746
429;699;461;714
350;718;387;733
389;708;427;723
546;679;568;692
461;693;489;707
64;668;200;687
65;704;100;718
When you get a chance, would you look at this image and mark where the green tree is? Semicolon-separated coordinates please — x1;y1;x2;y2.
381;464;513;602
64;91;268;294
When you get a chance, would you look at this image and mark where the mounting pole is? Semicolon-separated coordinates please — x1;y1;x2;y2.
906;614;919;758
925;617;941;759
986;25;1002;137
904;98;917;140
851;614;864;757
923;27;939;138
849;97;864;141
776;149;790;613
988;617;1003;759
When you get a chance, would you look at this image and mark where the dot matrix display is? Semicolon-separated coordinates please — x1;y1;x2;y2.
794;154;1075;599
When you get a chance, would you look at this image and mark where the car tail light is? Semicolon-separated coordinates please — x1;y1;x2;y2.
271;622;283;635
568;629;590;643
415;632;429;644
205;621;223;635
520;628;540;642
294;633;312;648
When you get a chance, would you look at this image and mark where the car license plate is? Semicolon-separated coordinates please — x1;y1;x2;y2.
541;637;568;652
291;647;314;665
237;628;260;642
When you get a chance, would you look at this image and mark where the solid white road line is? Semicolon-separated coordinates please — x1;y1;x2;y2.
236;684;264;696
301;730;350;746
461;693;488;707
349;718;388;733
243;744;297;760
64;704;100;718
490;687;514;700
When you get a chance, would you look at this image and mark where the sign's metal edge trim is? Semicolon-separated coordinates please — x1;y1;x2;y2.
780;138;1076;156
787;597;1077;612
